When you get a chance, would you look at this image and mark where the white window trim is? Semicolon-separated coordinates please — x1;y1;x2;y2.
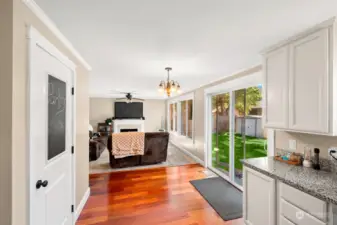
168;92;194;102
204;71;263;95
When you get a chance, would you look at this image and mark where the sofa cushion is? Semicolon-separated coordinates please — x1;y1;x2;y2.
141;132;169;165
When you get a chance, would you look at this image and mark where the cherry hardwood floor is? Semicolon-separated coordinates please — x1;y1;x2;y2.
77;164;244;225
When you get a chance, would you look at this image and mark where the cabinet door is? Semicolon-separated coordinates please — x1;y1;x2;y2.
280;216;296;225
264;46;289;129
289;28;330;133
243;167;276;225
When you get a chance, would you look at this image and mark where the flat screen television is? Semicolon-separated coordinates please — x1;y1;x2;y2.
114;102;143;119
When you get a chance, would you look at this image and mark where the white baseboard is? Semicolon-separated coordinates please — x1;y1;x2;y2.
75;188;90;222
170;141;205;166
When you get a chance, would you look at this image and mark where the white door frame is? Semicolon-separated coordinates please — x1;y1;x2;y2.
204;71;274;189
27;26;77;225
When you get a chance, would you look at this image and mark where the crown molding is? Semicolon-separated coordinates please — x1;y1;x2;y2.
22;0;92;71
261;16;336;54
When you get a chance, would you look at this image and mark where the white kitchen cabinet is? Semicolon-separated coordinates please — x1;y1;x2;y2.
279;181;328;221
280;216;296;225
243;167;276;225
288;28;330;133
243;165;334;225
263;18;337;135
264;46;289;129
280;199;326;225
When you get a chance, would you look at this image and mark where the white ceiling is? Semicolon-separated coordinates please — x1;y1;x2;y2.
35;0;337;99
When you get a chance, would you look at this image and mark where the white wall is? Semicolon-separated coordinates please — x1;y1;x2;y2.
0;1;13;224
90;98;166;132
89;98;114;131
275;131;337;158
143;100;166;132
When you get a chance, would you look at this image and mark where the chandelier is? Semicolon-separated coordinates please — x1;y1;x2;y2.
158;67;181;97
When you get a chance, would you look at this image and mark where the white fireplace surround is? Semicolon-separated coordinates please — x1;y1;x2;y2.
113;119;145;133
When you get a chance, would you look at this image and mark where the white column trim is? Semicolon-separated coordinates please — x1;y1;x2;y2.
267;129;275;156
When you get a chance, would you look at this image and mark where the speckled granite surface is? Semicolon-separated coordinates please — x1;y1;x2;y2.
242;157;337;204
275;148;332;171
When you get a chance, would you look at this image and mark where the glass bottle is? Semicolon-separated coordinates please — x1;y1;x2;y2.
303;145;312;168
313;148;320;170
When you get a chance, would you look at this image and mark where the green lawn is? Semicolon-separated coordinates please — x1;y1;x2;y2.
212;132;267;171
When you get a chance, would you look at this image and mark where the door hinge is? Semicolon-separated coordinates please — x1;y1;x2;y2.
71;87;74;95
71;146;74;154
71;205;74;213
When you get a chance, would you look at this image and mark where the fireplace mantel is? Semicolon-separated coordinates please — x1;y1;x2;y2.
113;119;145;133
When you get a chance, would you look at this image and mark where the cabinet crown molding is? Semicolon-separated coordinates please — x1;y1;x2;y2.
261;16;336;55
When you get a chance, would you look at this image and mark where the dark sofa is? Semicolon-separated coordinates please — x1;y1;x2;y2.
89;136;108;161
107;132;169;168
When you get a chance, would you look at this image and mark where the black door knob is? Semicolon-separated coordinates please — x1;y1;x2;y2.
36;180;43;189
42;180;48;187
36;180;49;189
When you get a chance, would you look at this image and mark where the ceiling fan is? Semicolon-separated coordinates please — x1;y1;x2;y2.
115;92;144;103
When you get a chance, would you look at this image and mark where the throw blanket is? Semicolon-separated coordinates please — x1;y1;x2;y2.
111;132;145;158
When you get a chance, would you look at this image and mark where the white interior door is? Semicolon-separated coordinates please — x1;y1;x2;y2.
29;27;74;225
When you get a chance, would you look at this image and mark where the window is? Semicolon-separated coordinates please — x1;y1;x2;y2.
169;104;174;131
187;100;193;138
168;96;194;138
174;103;177;132
169;103;178;132
181;101;187;135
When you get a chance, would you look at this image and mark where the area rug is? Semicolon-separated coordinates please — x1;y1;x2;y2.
190;177;242;221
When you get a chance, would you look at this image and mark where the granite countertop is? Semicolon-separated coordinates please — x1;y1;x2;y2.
242;157;337;204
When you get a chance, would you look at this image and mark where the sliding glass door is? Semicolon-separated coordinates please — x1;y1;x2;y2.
208;85;268;187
